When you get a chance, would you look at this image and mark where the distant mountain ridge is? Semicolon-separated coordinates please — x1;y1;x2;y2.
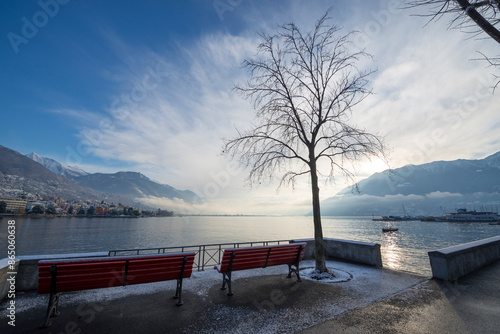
26;152;88;179
25;151;198;204
340;151;500;196
72;171;198;204
322;151;500;216
0;145;130;204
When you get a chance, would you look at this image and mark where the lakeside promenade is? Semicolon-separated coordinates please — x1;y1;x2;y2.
1;259;498;333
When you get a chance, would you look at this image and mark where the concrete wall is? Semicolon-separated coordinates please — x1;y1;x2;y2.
291;238;382;267
428;235;500;281
0;252;108;297
0;258;20;300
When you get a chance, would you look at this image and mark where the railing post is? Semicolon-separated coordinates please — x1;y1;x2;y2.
198;246;202;271
202;245;206;271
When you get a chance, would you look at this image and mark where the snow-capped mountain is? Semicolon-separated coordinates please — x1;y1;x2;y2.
0;146;128;204
26;152;198;204
26;152;88;179
322;151;500;216
337;151;500;197
73;171;198;204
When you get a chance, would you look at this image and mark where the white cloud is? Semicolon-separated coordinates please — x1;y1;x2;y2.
59;1;500;215
69;33;258;192
425;191;463;199
348;4;500;171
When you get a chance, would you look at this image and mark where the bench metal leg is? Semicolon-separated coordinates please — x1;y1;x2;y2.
40;264;61;328
221;272;233;296
40;292;61;328
287;263;302;282
174;278;184;306
174;256;188;306
288;245;304;282
220;251;235;296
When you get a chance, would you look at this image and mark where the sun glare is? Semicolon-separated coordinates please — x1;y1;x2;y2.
360;157;389;177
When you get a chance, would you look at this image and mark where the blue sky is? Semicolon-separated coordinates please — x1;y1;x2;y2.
1;0;499;214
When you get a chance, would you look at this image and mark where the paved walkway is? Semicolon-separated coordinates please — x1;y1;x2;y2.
300;261;500;334
1;260;498;333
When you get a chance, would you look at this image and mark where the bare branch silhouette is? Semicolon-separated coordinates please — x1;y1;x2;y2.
223;10;387;272
405;1;500;89
406;0;500;42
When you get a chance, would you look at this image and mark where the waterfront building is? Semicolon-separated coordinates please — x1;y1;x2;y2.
0;196;28;214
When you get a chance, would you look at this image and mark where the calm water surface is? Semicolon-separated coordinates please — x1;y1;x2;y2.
1;216;499;276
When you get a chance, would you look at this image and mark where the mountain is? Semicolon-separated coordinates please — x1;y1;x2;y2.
73;172;198;204
0;145;130;204
340;152;500;196
26;152;88;179
26;151;199;204
322;152;500;216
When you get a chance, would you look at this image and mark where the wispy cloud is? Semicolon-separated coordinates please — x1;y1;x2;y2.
66;32;258;198
55;1;500;214
350;5;500;170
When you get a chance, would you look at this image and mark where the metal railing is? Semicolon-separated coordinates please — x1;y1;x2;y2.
108;239;292;271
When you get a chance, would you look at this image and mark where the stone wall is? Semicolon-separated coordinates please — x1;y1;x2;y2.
291;238;382;267
0;258;19;300
0;252;108;298
428;235;500;281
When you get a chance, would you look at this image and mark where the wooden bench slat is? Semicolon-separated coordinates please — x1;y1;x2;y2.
127;266;195;281
37;252;197;327
38;266;197;294
217;244;305;273
37;252;197;324
214;243;307;296
127;257;195;269
126;272;190;285
42;264;126;273
37;253;191;265
39;277;126;293
127;265;194;275
38;262;126;274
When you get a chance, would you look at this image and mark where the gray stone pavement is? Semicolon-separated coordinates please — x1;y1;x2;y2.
300;260;500;334
0;259;498;333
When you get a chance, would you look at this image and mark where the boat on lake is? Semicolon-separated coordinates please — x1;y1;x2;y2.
382;227;398;232
435;209;500;223
372;204;420;222
374;215;419;221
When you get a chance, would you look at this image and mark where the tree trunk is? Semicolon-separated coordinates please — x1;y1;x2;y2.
454;0;500;44
309;156;327;272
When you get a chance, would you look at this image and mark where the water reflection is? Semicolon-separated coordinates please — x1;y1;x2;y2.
381;232;402;271
0;216;498;275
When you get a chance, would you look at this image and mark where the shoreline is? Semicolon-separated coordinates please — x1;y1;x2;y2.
0;213;149;219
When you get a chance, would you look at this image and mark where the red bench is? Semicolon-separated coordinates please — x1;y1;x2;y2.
37;252;196;327
214;243;307;296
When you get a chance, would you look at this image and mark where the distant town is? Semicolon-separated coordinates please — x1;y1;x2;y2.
0;194;173;218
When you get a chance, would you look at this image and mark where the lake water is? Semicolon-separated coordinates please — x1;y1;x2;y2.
1;216;499;276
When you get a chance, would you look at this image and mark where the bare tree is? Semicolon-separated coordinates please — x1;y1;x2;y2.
406;0;500;43
223;11;386;273
405;1;500;89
